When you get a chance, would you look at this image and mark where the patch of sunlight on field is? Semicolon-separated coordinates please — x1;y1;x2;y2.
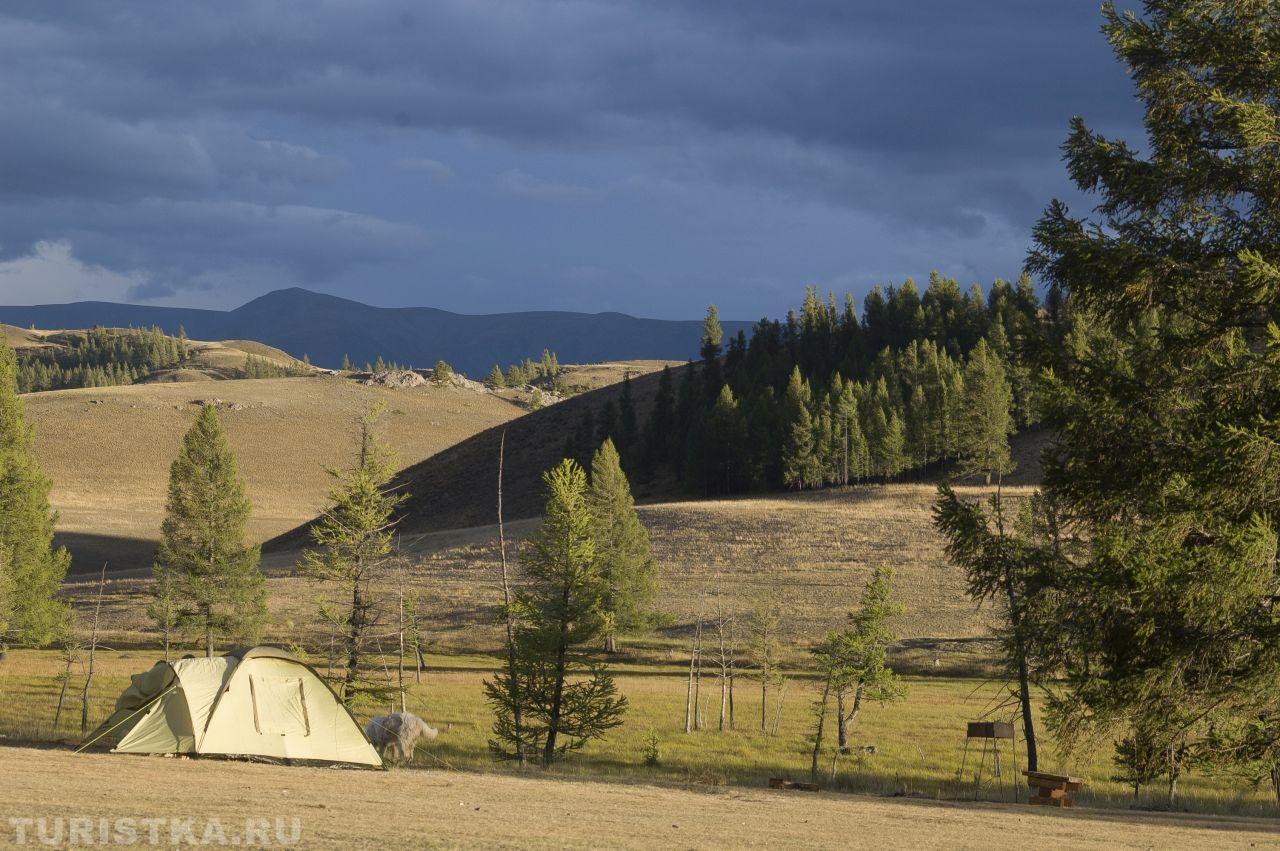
2;649;1273;817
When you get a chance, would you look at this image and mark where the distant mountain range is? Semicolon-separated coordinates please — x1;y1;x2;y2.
0;288;752;374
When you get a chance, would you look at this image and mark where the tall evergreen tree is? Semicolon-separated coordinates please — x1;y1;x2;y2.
0;338;69;649
587;440;659;652
781;368;820;489
701;304;724;399
706;384;749;494
956;339;1014;484
485;460;627;764
641;366;676;477
1026;0;1280;803
155;404;265;657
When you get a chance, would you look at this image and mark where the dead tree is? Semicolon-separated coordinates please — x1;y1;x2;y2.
711;595;737;732
747;596;782;733
80;563;107;735
495;430;526;764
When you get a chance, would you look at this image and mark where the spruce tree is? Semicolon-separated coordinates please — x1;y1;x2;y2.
587;439;659;652
486;365;507;389
485;460;627;763
1026;0;1280;802
155;404;265;657
0;338;70;649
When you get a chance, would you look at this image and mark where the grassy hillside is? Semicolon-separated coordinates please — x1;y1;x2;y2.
70;481;1022;678
25;376;525;571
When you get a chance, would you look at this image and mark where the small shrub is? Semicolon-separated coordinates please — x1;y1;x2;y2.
643;729;660;767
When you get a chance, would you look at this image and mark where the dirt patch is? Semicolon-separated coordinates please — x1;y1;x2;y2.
0;745;1273;849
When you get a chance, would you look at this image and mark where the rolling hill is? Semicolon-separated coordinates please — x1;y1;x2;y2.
0;288;754;375
24;375;525;571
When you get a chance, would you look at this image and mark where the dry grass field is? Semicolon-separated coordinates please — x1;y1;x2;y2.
2;744;1276;849
57;482;1008;672
3;649;1279;824
553;358;681;392
24;376;524;572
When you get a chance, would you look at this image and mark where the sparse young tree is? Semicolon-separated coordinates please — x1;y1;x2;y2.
933;485;1058;773
747;596;783;733
155;404;265;658
485;460;627;764
302;405;408;705
587;439;658;653
0;337;71;651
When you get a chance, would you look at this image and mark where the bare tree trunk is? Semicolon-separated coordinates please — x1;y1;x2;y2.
397;564;407;713
760;677;768;733
81;563;107;735
693;616;704;731
732;655;742;731
811;676;831;780
53;645;75;731
684;646;696;734
496;431;525;764
770;677;788;736
344;575;364;697
836;690;847;750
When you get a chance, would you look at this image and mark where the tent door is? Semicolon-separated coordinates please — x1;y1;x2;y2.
248;675;311;736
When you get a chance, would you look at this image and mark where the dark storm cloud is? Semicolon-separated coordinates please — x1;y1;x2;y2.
0;1;1139;312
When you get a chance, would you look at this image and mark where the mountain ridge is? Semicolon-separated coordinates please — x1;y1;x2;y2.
0;288;752;374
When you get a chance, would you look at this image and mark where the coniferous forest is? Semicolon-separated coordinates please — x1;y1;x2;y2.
14;326;189;392
567;273;1057;496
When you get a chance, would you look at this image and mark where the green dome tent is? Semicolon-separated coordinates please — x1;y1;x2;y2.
83;646;381;768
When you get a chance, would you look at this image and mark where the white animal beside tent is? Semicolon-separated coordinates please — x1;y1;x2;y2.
82;646;381;768
364;712;438;761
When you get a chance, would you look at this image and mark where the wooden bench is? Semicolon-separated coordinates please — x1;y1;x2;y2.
1023;771;1083;807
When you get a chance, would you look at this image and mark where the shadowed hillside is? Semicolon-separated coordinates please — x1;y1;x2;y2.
267;364;679;551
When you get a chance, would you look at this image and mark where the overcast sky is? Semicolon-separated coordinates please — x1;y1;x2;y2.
0;2;1140;319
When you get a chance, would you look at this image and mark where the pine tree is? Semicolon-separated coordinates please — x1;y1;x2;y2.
486;365;507;389
0;338;70;649
302;406;408;704
956;339;1014;484
341;354;353;372
1026;0;1280;803
484;460;627;764
701;305;724;398
432;360;452;382
706;385;748;494
641;366;676;476
155;404;265;657
587;439;659;652
781;368;820;489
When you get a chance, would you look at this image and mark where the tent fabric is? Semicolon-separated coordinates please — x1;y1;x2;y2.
84;662;177;745
91;647;381;768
